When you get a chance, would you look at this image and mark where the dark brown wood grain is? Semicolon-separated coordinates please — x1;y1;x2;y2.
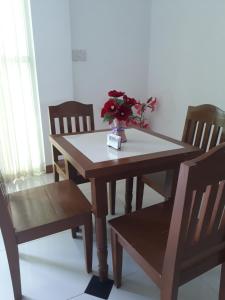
109;142;225;299
48;101;116;220
108;180;116;215
0;176;93;300
48;100;95;182
137;104;225;209
50;128;201;280
50;129;200;180
49;101;97;238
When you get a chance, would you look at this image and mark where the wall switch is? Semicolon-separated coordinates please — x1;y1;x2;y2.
72;49;87;62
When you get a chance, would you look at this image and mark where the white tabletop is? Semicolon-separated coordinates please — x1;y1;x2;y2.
64;128;183;163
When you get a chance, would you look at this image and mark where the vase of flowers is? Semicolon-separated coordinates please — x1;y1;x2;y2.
101;90;157;142
111;119;127;142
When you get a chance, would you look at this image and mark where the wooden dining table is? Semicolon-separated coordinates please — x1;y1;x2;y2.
50;128;201;281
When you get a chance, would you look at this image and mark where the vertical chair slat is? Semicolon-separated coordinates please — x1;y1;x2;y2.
186;188;205;244
67;117;72;133
86;116;91;131
210;181;225;234
186;120;198;145
198;183;219;239
194;122;205;148
209;126;221;149
90;115;95;131
82;116;88;132
75;116;80;132
201;124;212;152
218;207;225;233
59;117;64;133
220;130;225;144
50;118;56;134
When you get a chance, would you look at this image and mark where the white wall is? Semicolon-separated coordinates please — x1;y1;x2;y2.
30;0;74;164
30;0;225;164
70;0;151;129
148;0;225;139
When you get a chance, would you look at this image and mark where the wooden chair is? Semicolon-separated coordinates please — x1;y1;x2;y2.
109;142;225;300
48;101;95;183
0;175;93;300
48;100;116;215
136;104;225;210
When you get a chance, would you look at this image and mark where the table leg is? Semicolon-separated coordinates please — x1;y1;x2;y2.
95;216;108;280
108;180;116;215
169;167;179;201
125;177;134;214
91;178;108;281
136;176;144;210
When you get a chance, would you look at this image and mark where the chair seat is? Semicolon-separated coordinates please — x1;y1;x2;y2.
9;180;91;236
109;201;173;284
142;171;173;199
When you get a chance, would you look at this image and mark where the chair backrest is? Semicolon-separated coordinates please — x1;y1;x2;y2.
48;101;95;134
182;104;225;152
164;142;225;283
0;172;14;238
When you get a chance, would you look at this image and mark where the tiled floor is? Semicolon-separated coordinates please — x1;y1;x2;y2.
0;174;220;299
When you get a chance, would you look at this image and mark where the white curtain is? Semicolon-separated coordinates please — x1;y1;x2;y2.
0;0;45;181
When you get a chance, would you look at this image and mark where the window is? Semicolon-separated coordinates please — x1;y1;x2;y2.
0;0;45;181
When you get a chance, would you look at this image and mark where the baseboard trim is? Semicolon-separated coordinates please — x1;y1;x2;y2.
46;164;53;173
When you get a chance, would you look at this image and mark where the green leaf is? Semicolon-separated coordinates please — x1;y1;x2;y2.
103;114;113;122
116;99;124;105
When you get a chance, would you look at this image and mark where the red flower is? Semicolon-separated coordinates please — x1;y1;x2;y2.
127;119;139;126
134;102;142;115
100;90;158;128
123;95;137;106
140;120;150;128
115;105;131;121
101;107;107;117
103;99;118;113
143;123;149;128
108;90;125;98
147;97;157;112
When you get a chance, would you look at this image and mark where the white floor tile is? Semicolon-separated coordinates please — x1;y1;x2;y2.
70;294;102;300
109;268;159;300
201;266;220;293
0;231;93;300
179;270;219;300
109;264;220;300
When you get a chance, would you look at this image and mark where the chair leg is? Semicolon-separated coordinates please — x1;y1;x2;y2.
5;243;22;300
136;176;144;210
82;215;93;273
109;181;116;215
54;166;59;182
111;229;123;288
125;177;133;214
219;263;225;299
160;285;178;300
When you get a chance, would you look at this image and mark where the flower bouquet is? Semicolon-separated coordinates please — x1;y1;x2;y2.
101;90;157;142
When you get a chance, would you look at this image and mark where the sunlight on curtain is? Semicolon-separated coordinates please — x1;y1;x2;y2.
0;0;45;181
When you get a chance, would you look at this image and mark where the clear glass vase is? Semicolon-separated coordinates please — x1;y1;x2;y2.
112;119;127;143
